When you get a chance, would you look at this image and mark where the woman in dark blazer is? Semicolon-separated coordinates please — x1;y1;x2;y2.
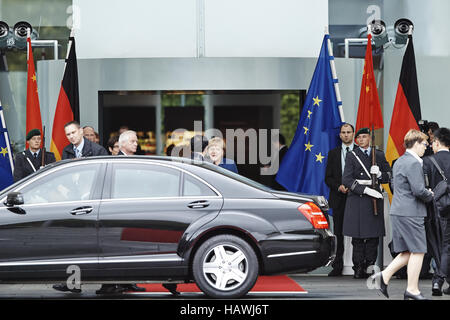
373;129;434;300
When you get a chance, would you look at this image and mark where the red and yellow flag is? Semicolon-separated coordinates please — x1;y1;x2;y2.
26;36;43;148
386;36;421;165
355;34;384;133
50;36;80;160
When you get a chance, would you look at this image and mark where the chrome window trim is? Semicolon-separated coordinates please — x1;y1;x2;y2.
108;159;223;199
267;250;317;259
100;196;220;203
0;199;103;209
1;158;223;204
0;161;105;204
0;254;183;267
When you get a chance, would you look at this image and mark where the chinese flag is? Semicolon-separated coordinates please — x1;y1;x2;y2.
26;36;43;148
50;35;79;160
355;34;384;133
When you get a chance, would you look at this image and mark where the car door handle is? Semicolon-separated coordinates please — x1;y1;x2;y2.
70;206;93;215
187;201;210;209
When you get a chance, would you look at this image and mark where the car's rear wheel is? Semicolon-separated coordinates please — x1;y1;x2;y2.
192;234;259;298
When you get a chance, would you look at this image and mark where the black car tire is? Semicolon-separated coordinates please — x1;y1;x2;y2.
192;234;259;299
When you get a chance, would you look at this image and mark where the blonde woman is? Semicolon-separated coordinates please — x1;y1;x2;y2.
206;137;238;173
373;129;434;300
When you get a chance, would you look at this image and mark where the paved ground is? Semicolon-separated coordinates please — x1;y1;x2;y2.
0;274;447;300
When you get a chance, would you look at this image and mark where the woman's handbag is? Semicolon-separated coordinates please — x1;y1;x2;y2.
429;156;450;216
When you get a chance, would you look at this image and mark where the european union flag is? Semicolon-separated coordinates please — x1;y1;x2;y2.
276;35;343;198
0;105;14;190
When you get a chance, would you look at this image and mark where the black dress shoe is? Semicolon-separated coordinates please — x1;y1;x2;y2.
372;272;389;298
353;268;369;279
52;283;81;293
162;283;180;295
432;282;443;296
125;284;146;292
404;290;427;300
96;284;124;294
328;268;343;277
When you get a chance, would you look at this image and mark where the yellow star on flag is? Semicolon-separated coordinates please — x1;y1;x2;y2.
366;85;370;93
307;110;313;119
32;74;36;82
313;96;322;107
0;147;8;157
315;152;325;163
304;141;313;152
303;126;309;135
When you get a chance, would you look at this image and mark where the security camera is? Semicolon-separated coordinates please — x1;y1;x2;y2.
369;20;389;47
0;21;10;48
13;21;32;49
394;19;413;45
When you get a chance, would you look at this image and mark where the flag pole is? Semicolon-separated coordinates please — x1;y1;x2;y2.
325;26;345;123
366;25;379;216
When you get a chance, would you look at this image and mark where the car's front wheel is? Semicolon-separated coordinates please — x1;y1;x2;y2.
192;234;259;298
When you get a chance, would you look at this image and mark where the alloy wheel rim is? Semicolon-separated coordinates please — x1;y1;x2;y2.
202;243;248;291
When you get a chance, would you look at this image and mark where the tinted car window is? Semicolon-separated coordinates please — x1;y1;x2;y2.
112;164;180;199
183;174;216;197
20;164;99;204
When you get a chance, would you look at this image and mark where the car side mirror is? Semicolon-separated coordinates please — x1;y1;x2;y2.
4;192;24;207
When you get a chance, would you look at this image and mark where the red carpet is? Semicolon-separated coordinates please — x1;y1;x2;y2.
135;275;305;293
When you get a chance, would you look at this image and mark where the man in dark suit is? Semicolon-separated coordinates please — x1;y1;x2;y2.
262;133;289;190
342;128;392;279
62;121;108;159
53;121;109;294
423;127;450;296
117;130;139;156
325;123;356;276
13;129;56;182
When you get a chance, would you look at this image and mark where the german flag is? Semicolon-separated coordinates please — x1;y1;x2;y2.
26;36;43;149
386;36;421;166
50;35;79;160
385;35;421;201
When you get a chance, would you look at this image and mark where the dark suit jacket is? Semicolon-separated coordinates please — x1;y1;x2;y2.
423;151;450;189
423;150;450;216
13;149;56;182
62;138;108;159
267;145;288;190
325;146;345;209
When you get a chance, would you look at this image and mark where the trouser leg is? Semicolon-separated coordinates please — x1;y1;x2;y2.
441;218;450;283
331;206;345;271
351;238;365;270
365;237;380;268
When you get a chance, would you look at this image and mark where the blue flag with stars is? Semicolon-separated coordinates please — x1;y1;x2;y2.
0;104;14;190
276;35;343;198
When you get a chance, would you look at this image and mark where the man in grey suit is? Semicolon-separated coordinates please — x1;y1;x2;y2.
423;127;450;296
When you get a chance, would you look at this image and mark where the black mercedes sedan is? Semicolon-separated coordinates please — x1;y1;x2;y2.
0;156;335;298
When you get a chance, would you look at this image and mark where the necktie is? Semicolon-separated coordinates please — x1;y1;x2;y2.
346;146;350;153
74;147;81;158
33;153;37;159
364;150;369;157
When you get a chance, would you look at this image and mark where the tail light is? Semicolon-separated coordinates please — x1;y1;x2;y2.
298;202;329;229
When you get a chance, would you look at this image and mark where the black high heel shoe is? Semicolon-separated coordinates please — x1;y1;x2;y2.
404;290;427;300
373;272;389;298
